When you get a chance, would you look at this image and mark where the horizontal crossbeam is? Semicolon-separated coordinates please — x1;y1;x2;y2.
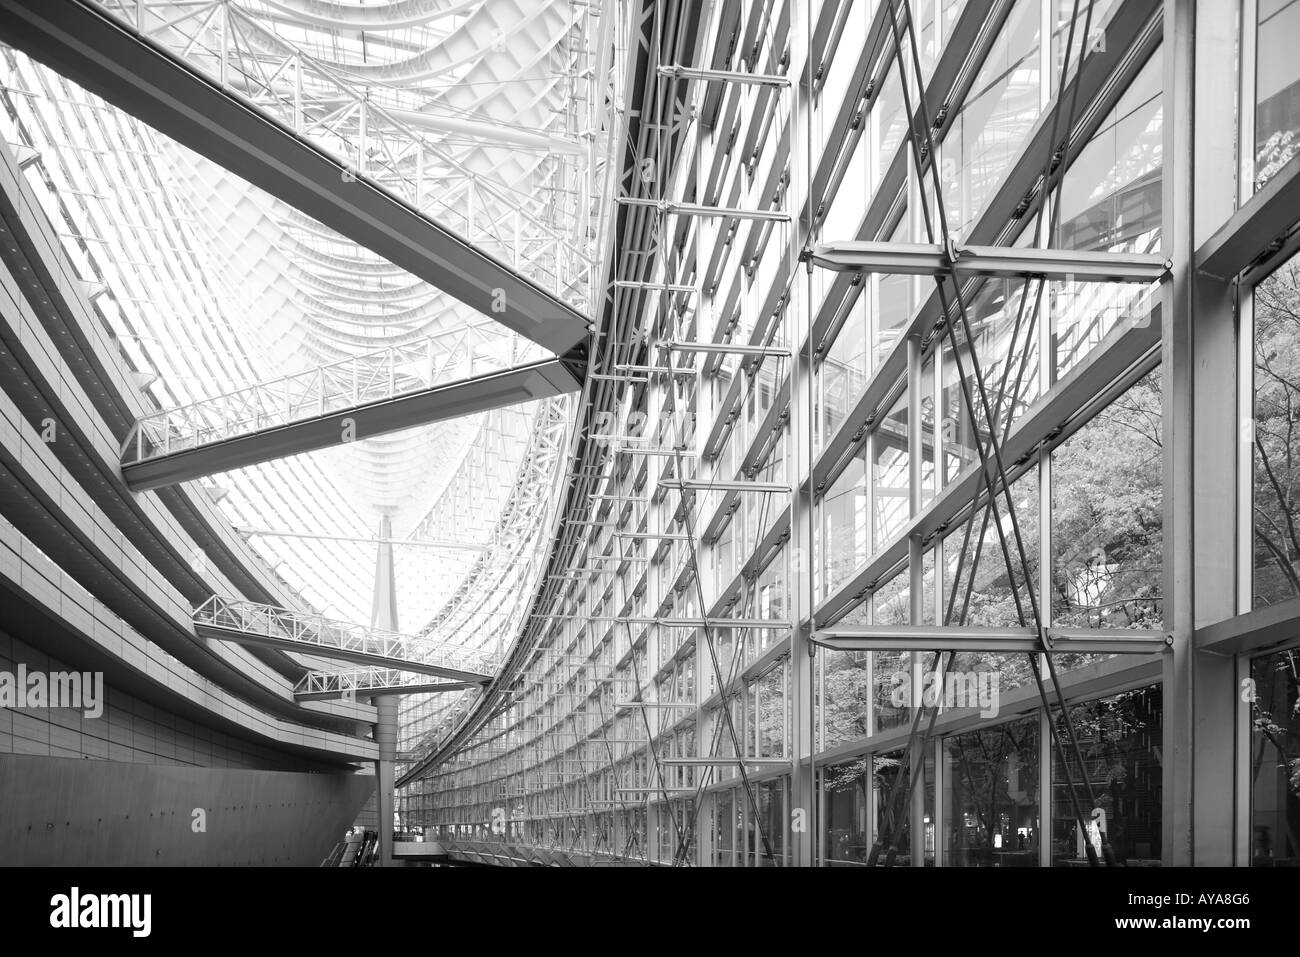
656;65;791;87
810;241;1171;282
813;625;1170;655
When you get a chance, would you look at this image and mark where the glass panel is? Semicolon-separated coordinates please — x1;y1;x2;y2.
1249;645;1300;864
874;390;911;545
717;790;738;863
875;649;913;733
1051;685;1163;866
823;126;870;242
944;715;1041;866
875;66;909;198
819;286;870;450
942;468;1040;635
758;664;787;759
823;650;871;748
873;750;911;862
1254;250;1300;606
821;449;869;598
920;356;937;508
941;0;1043;241
823;758;869;866
1254;0;1300;191
751;778;787;866
1051;368;1163;637
1055;49;1163;255
1051;0;1119;86
876;218;913;365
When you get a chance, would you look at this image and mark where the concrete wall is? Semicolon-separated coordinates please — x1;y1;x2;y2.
0;754;374;866
0;624;353;770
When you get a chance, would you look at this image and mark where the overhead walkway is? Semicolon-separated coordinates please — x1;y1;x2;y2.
0;0;591;357
120;335;582;490
294;668;481;702
194;596;497;683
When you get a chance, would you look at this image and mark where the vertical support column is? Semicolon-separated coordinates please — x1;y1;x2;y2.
374;695;397;868
908;335;926;866
370;514;399;868
787;0;816;869
1164;0;1240;866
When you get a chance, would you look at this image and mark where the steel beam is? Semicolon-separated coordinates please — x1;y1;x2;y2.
122;357;580;491
295;673;479;702
199;621;494;681
658;758;790;766
1195;154;1300;279
194;597;495;683
657;65;792;87
810;241;1171;281
617;197;791;221
615;701;697;709
0;0;590;355
813;625;1170;655
661;479;791;493
661;341;792;357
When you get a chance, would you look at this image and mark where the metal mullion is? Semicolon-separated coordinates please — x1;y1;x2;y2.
1239;0;1258;207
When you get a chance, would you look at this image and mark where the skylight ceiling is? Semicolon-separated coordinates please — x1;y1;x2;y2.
0;0;609;650
97;0;602;314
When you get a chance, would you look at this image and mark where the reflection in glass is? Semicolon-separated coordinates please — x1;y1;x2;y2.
942;468;1040;634
1249;646;1300;865
944;715;1040;866
1051;685;1162;866
820;448;868;599
1254;251;1300;606
823;650;870;749
1255;0;1300;191
1056;49;1162;255
823;758;869;866
874;750;911;863
752;778;787;866
874;390;911;545
875;649;912;734
876;218;914;365
819;284;869;450
942;0;1042;240
1051;369;1162;636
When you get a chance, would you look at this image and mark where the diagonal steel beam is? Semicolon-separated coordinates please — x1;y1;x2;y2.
0;0;591;355
121;356;581;491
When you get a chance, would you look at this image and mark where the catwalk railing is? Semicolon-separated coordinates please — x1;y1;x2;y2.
122;329;549;467
194;596;498;682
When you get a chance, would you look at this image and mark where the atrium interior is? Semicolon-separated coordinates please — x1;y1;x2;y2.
0;0;1297;869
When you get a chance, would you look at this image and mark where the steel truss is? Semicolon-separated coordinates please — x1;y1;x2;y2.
120;326;580;488
84;0;612;314
294;669;480;702
193;595;497;682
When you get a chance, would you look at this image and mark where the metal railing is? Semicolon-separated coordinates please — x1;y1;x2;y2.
295;667;484;698
122;327;544;465
194;595;499;677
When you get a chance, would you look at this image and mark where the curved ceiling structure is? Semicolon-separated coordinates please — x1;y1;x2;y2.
0;0;615;709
